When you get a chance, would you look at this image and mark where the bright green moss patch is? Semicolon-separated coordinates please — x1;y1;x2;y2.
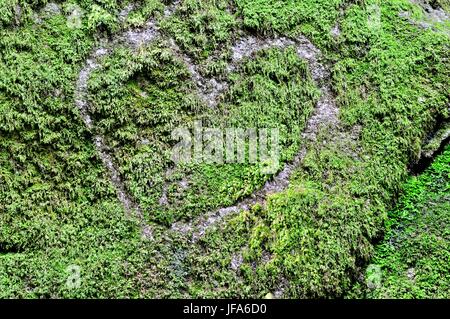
349;145;450;298
161;0;238;60
125;0;164;28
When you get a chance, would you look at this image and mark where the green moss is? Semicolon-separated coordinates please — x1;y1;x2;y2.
349;145;450;298
0;0;448;298
88;44;318;224
161;0;238;61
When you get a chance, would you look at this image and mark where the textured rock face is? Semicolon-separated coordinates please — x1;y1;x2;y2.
408;0;449;24
76;0;336;243
397;0;449;36
1;0;448;299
